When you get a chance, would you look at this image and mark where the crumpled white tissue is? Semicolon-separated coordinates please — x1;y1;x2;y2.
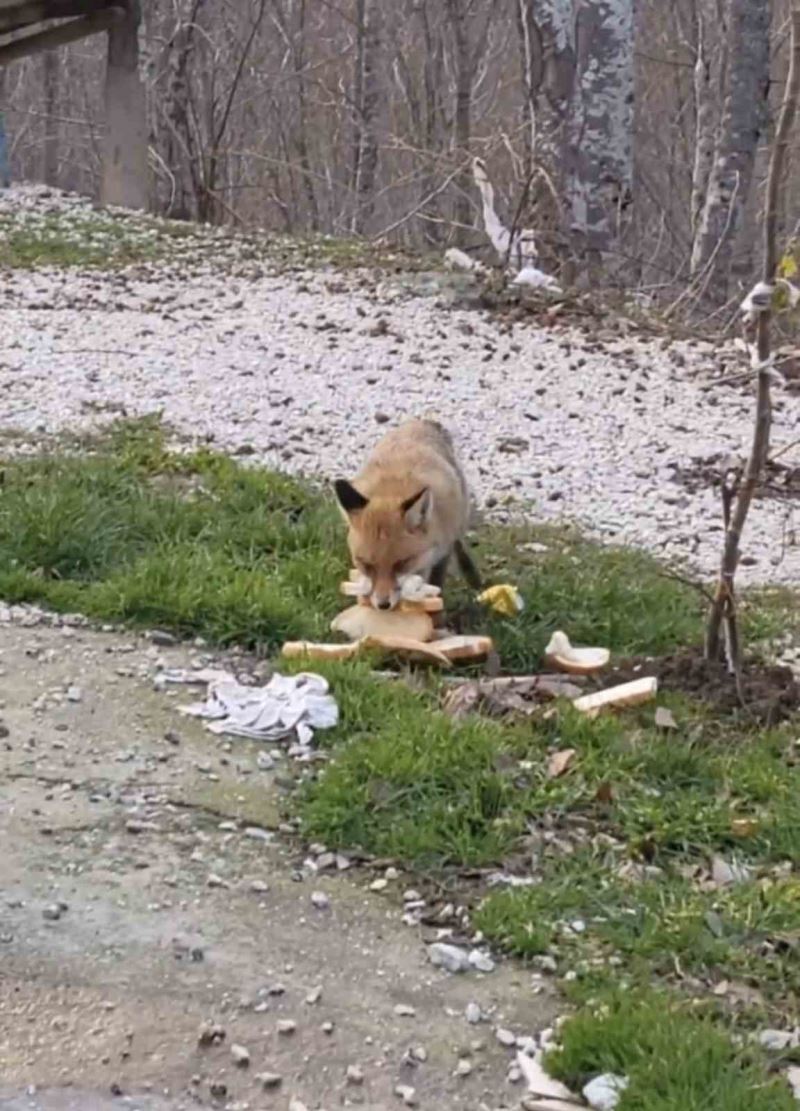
178;671;338;746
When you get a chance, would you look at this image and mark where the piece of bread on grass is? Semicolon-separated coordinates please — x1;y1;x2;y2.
433;635;494;661
331;604;434;643
572;676;657;715
544;630;610;676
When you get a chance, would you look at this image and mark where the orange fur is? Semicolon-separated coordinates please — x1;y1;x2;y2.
334;419;473;610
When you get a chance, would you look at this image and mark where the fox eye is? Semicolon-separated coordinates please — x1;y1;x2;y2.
359;561;374;576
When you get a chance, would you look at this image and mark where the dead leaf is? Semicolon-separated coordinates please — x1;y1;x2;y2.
547;748;576;778
442;682;481;720
731;817;760;837
655;706;678;730
595;781;614;803
712;980;765;1008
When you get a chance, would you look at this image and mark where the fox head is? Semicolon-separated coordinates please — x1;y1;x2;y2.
334;479;434;610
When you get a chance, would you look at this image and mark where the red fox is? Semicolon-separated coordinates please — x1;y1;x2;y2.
334;419;481;610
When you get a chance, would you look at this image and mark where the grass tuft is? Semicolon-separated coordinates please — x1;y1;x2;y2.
546;988;795;1111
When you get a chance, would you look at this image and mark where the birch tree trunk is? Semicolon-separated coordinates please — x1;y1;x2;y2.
690;10;715;239
562;0;635;272
690;0;770;294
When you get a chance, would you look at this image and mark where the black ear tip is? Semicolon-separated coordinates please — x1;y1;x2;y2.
334;479;368;513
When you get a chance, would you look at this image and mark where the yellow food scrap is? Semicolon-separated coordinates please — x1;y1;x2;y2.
477;583;524;617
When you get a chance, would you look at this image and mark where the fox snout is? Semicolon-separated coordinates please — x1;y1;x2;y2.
368;580;402;611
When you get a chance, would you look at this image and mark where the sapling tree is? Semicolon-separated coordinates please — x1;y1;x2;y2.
705;6;800;675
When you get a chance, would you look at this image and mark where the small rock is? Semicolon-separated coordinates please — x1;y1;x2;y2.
495;1027;517;1047
758;1028;795;1051
125;820;159;834
322;1020;335;1034
395;1085;417;1106
311;890;330;910
150;630;177;646
305;986;322;1005
468;948;495;973
164;730;181;745
206;873;230;889
654;706;677;730
289;1100;309;1111
257;751;275;771
346;1064;365;1086
208;1081;227;1100
465;1002;482;1024
711;855;751;887
428;942;471;973
230;1043;250;1067
250;879;269;894
42;904;64;921
394;1003;416;1017
277;1019;297;1036
198;1023;226;1047
66;686;82;702
583;1073;629;1110
256;1072;282;1090
455;1058;473;1077
370;878;389;892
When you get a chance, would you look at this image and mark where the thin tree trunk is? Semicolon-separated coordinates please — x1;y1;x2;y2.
515;0;544;180
0;66;8;188
690;12;714;238
293;0;319;230
445;0;472;243
690;0;770;294
42;48;58;186
351;0;381;234
162;0;204;220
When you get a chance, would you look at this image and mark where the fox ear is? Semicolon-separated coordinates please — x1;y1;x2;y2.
334;479;368;516
402;487;433;531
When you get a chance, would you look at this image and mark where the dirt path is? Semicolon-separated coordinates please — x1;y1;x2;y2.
0;612;555;1110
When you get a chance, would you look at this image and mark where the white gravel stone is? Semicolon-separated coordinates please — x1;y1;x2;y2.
428;942;471;973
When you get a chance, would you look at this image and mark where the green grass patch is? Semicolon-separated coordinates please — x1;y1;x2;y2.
471;523;704;670
0;204;430;273
546;988;795;1111
301;683;800;869
474;848;800;1000
0;418;346;647
0;212;170;269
